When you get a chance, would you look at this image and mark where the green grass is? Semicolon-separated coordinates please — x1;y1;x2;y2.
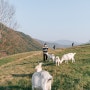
0;45;90;90
0;51;41;66
0;57;14;66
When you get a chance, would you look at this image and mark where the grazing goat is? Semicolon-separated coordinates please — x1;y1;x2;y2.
46;52;55;62
55;56;61;66
60;53;76;64
32;63;53;90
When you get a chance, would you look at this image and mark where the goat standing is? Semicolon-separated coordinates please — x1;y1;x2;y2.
32;63;53;90
60;53;76;64
55;56;61;66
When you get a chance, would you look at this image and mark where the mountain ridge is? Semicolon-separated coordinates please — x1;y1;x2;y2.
0;23;42;56
35;39;81;49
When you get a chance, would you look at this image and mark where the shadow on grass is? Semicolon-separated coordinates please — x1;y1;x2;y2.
43;62;55;66
12;73;33;78
1;73;33;90
0;85;32;90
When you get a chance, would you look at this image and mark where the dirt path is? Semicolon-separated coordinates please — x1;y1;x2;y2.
0;51;42;69
0;51;42;85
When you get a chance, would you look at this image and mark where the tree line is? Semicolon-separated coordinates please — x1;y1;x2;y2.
0;0;19;30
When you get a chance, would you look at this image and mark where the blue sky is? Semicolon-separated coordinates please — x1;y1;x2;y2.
8;0;90;43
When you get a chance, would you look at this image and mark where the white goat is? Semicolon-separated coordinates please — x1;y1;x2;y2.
46;53;55;62
55;56;61;66
60;53;76;64
35;62;43;72
32;63;53;90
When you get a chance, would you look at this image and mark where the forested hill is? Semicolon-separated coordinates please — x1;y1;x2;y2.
0;23;42;55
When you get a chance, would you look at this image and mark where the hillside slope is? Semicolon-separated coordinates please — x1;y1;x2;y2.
0;44;90;90
0;23;42;55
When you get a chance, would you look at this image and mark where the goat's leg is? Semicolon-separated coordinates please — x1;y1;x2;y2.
65;60;68;64
72;58;75;63
32;86;34;90
58;62;59;66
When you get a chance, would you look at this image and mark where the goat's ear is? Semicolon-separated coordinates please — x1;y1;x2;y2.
74;53;76;55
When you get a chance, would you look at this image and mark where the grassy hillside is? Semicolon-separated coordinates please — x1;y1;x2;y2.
0;23;42;56
0;44;90;90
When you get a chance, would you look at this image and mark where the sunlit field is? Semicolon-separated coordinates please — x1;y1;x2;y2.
0;44;90;90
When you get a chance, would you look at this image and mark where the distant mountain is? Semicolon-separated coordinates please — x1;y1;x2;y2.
0;23;42;55
35;39;61;49
36;39;81;49
54;40;81;45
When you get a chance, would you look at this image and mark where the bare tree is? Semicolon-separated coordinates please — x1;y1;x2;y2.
0;0;19;30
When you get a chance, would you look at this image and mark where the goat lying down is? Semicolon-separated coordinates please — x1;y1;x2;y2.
32;63;53;90
60;53;76;64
